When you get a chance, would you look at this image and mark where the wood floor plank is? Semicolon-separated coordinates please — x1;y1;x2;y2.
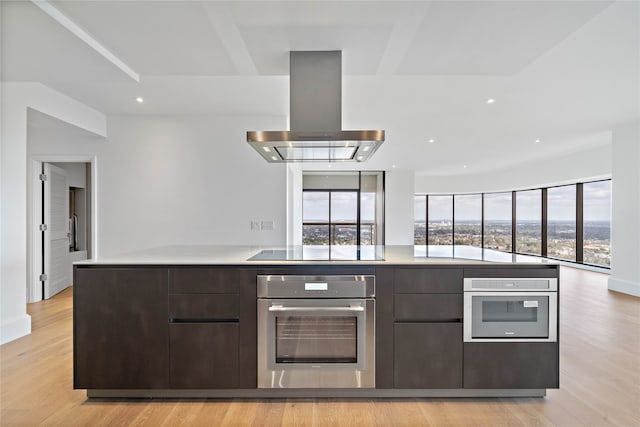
1;267;639;426
250;400;287;426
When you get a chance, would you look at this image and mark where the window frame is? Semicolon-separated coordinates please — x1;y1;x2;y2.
303;189;361;246
415;178;611;269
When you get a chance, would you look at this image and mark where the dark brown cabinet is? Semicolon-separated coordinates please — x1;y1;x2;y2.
392;267;464;389
74;266;257;391
394;294;462;321
169;323;239;388
167;267;255;389
74;268;169;389
394;322;463;388
395;268;463;293
73;263;559;394
464;342;559;389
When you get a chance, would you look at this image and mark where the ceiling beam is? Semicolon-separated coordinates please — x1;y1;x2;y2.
30;0;140;82
201;3;258;76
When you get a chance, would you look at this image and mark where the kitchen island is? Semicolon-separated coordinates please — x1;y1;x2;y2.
73;245;559;398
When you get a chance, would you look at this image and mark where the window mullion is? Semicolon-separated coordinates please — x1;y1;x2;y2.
511;191;516;253
542;188;548;257
576;183;584;263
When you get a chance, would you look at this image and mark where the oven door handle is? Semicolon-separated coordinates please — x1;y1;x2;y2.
268;305;364;312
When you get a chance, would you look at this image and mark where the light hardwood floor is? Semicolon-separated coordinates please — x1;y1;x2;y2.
1;267;639;426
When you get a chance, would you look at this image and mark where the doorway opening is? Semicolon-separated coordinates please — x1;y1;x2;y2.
28;158;97;303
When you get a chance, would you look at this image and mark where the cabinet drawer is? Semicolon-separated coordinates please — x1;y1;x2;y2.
464;342;559;389
394;322;462;388
169;269;239;293
170;323;239;388
394;269;463;293
394;294;462;321
169;294;239;320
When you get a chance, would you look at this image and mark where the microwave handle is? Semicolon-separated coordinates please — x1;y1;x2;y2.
268;305;364;312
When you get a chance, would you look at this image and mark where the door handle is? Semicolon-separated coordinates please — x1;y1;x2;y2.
268;305;364;312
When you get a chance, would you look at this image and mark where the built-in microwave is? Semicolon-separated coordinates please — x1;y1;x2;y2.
463;278;558;342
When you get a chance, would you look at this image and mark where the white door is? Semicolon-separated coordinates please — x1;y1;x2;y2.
44;163;70;299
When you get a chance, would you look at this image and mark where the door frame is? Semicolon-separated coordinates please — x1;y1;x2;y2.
28;155;98;303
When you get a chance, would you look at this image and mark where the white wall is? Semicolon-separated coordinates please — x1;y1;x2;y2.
286;164;303;246
415;144;612;194
1;82;106;344
29;114;288;257
385;170;415;245
609;121;640;296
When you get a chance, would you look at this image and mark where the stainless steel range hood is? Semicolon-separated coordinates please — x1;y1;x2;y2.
247;51;385;163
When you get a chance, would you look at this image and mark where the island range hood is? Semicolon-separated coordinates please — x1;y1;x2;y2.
247;51;385;163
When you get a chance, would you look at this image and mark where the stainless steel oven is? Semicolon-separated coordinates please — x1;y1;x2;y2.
257;275;375;388
464;278;558;342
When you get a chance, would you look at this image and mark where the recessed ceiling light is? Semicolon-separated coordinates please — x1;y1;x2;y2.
535;139;541;143
363;146;371;151
357;156;363;161
392;164;396;169
486;98;495;104
428;139;435;144
270;156;278;161
262;147;271;152
135;97;144;103
463;165;468;169
327;164;332;168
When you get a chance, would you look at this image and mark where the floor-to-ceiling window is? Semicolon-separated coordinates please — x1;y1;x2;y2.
414;195;426;245
483;192;512;252
547;185;577;261
302;192;330;245
415;179;611;268
454;194;482;247
583;180;611;267
330;191;358;245
515;189;542;256
427;195;453;245
302;172;384;249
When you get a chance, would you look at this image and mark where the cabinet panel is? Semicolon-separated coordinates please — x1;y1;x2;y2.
394;323;462;389
169;268;239;293
374;268;394;389
394;294;462;321
238;269;258;388
395;269;463;294
169;294;239;320
464;342;559;389
74;268;169;389
170;323;239;388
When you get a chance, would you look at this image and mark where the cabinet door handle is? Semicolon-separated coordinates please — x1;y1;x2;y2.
268;306;364;312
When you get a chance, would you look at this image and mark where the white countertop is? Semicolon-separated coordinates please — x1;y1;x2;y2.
74;245;558;266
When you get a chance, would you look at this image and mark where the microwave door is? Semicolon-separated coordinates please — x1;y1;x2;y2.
465;292;557;342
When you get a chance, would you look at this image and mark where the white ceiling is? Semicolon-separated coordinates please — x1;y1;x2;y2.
3;0;639;175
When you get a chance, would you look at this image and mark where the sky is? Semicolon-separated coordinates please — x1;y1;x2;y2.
303;191;376;222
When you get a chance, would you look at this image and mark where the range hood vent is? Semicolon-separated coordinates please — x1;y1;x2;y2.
247;51;385;163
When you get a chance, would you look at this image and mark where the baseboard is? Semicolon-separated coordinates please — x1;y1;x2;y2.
0;314;32;345
608;276;640;297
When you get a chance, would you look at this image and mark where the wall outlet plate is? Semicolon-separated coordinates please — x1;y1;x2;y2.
250;220;261;231
261;220;275;231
